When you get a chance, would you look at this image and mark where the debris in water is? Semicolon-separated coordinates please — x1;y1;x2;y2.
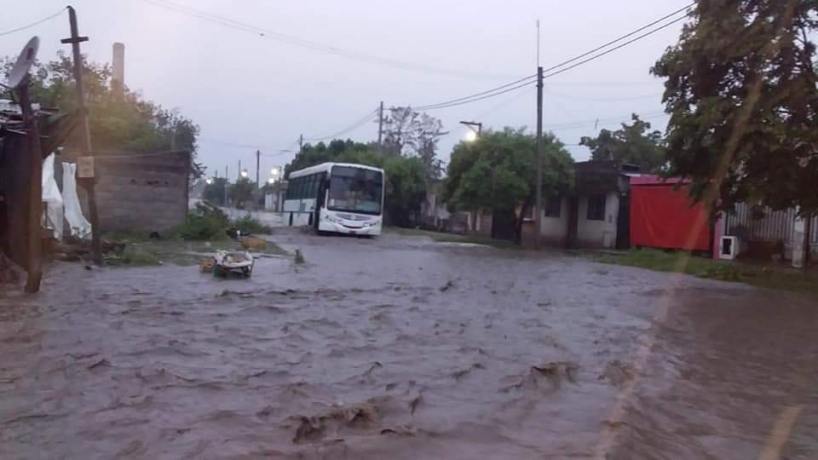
364;361;382;377
599;360;634;387
451;362;485;381
199;258;215;273
409;392;423;414
439;280;455;292
292;416;325;444
212;250;254;278
239;235;267;251
87;358;110;370
502;361;579;393
294;249;305;264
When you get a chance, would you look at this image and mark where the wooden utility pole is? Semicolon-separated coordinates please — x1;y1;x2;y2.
61;6;101;264
534;65;544;248
255;150;260;188
298;134;304;155
18;78;43;293
377;101;384;153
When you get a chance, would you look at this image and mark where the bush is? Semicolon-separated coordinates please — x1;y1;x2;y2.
232;216;272;235
176;202;229;241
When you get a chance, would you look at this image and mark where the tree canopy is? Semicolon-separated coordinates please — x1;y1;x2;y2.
652;0;818;215
2;51;201;175
443;128;574;243
580;113;666;173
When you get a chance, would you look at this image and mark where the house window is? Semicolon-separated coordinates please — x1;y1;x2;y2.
545;196;561;218
586;194;606;221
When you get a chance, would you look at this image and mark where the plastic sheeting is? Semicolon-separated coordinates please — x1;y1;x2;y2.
42;154;64;240
630;184;711;251
61;162;92;239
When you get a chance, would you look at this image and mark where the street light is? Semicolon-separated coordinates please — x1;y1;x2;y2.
270;166;281;179
205;177;213;185
460;120;482;142
240;169;248;178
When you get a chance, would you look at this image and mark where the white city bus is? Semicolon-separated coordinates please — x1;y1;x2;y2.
283;162;385;236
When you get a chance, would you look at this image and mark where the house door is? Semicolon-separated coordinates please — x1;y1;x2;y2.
616;192;630;249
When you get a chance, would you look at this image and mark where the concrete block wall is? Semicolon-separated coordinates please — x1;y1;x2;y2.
94;151;190;233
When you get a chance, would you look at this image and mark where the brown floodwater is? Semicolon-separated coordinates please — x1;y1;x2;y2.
1;232;816;459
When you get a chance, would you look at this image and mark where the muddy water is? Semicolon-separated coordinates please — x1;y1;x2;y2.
0;232;816;459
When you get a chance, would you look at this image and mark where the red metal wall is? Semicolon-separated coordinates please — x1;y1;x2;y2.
630;184;711;251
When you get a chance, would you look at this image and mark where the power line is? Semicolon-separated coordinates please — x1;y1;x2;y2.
540;3;694;75
542;15;689;81
0;7;66;37
418;80;537;111
138;0;517;80
411;5;691;112
414;74;537;111
304;108;378;142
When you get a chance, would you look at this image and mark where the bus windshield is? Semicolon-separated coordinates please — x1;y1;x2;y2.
328;166;383;215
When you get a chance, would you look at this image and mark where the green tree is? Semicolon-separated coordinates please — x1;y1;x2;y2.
2;52;202;175
580;114;665;172
444;128;574;244
229;178;255;209
382;155;426;227
382;107;446;182
203;178;229;206
651;0;818;215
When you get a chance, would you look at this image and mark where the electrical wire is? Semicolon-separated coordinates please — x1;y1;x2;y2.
138;0;517;80
542;15;688;81
0;7;66;37
539;3;694;75
414;74;537;111
304;108;378;142
411;5;691;112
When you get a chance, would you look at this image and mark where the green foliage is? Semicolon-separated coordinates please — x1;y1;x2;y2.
203;178;228;206
232;216;271;235
229;178;255;209
580;114;666;173
652;0;818;214
382;155;427;227
443;127;574;243
1;52;202;176
176;203;229;241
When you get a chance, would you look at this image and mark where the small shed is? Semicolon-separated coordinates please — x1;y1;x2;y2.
629;175;711;252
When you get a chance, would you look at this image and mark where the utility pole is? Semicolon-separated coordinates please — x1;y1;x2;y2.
298;134;304;155
535;65;544;248
62;6;102;264
18;77;43;293
255;149;260;188
377;101;384;153
238;159;241;180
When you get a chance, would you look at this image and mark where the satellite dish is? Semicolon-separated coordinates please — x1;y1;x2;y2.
6;36;40;90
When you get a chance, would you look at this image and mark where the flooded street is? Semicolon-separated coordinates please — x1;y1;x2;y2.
1;232;816;459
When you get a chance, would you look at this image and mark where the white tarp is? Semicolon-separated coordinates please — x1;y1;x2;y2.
41;154;64;240
61;162;92;239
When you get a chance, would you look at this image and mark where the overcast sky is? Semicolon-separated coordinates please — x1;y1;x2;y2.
2;0;689;180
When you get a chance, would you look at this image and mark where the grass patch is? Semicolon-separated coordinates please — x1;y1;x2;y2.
387;227;520;249
591;248;818;297
103;237;287;267
232;216;272;235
